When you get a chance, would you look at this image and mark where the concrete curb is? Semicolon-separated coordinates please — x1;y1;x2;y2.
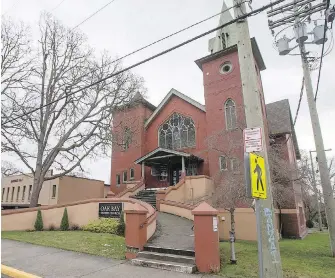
1;264;41;278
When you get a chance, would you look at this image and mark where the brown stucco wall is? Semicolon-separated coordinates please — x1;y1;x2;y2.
1;198;156;233
57;176;104;204
162;176;214;204
1;173;59;206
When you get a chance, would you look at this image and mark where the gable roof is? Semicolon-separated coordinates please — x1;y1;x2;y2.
266;99;300;159
144;88;205;128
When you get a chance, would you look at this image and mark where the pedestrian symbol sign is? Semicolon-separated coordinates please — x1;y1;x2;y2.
249;153;267;199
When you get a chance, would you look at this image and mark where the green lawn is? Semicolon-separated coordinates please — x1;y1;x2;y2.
1;231;126;260
219;232;335;278
2;231;334;277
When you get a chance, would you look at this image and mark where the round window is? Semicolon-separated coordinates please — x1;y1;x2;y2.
220;62;233;74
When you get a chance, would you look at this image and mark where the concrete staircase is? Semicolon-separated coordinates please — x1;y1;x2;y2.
132;190;156;208
132;245;196;274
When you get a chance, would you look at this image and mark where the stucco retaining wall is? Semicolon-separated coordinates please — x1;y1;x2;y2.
1;198;156;240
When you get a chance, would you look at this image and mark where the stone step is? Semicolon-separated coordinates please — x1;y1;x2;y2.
131;258;196;274
137;251;195;265
143;245;195;257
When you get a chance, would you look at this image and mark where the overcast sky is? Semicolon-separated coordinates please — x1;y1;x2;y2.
2;0;334;183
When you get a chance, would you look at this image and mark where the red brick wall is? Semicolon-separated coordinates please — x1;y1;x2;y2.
201;51;247;179
110;104;153;194
144;95;209;188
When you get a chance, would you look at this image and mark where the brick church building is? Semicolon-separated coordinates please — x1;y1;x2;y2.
110;4;307;239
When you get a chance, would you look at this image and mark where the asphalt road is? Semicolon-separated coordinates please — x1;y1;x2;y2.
1;239;218;278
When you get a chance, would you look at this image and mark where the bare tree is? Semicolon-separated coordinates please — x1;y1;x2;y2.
207;123;251;264
1;161;22;176
1;14;145;207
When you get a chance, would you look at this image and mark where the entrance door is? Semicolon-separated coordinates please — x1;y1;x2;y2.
170;165;182;186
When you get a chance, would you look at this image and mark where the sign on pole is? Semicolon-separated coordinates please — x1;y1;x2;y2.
249;153;267;199
243;127;263;153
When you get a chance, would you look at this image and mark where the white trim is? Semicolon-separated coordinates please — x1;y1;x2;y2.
134;147;191;164
144;88;205;128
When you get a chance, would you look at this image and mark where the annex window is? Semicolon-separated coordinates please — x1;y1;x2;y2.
11;187;15;202
116;174;121;187
225;99;237;130
158;113;195;150
123;171;128;183
16;186;20;202
2;188;4;201
28;185;32;201
219;156;228;171
22;186;26;201
6;188;10;202
130;168;135;180
52;185;57;198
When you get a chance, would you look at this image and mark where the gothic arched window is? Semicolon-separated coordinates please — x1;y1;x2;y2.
225;99;237;130
159;113;195;150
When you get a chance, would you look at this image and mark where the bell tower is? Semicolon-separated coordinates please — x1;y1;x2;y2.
195;1;266;178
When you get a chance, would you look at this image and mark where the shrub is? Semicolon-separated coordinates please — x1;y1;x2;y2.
306;219;314;228
71;224;81;231
116;212;125;236
83;218;119;234
49;224;56;231
60;208;69;231
34;209;43;231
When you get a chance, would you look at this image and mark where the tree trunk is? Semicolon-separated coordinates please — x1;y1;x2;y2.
230;208;237;264
29;167;43;207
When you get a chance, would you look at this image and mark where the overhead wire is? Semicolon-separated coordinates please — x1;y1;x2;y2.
314;0;331;101
3;0;286;125
50;0;68;12
72;0;117;30
293;77;305;126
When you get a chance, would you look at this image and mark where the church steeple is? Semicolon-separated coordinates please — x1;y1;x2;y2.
208;1;237;54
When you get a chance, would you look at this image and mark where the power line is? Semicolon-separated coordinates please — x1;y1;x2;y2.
293;77;304;126
73;0;116;30
314;0;331;101
4;0;286;125
50;0;68;12
2;0;21;15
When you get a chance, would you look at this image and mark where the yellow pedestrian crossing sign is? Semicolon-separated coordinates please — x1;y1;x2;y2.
249;153;267;199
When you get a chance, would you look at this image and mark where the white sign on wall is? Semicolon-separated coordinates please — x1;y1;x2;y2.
213;216;218;232
243;127;263;153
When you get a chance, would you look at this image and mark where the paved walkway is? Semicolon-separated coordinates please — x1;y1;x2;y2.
147;212;194;250
2;239;216;278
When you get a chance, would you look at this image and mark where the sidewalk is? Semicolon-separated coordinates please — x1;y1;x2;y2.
1;239;216;278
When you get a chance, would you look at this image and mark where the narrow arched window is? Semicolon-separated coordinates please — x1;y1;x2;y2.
225;99;237;130
158;113;195;150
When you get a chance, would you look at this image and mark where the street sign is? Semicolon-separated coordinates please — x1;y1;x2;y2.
243;127;263;153
249;153;267;199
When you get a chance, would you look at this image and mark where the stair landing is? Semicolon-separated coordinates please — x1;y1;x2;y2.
131;212;196;273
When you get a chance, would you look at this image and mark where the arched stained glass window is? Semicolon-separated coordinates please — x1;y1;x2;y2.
159;113;195;150
225;99;237;130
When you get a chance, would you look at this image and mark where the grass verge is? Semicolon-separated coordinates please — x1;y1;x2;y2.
219;232;335;278
2;231;126;260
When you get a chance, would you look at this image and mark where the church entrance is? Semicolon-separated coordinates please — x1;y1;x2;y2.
170;166;182;186
134;147;204;189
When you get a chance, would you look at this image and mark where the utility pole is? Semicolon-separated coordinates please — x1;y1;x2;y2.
233;1;283;277
310;150;323;231
267;0;335;257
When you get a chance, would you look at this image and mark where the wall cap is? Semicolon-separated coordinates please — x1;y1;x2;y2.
124;203;147;214
192;202;218;216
